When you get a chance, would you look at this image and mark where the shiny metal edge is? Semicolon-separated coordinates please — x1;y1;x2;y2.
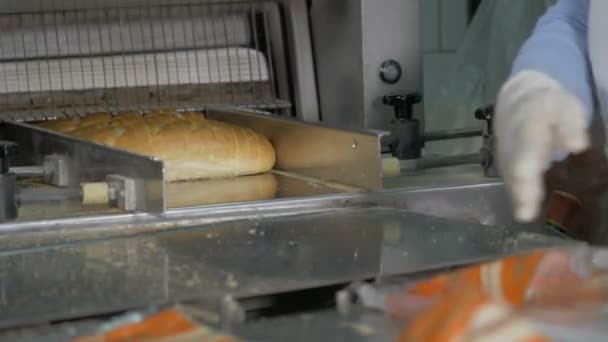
0;122;166;213
205;105;384;190
0;181;508;235
207;105;381;136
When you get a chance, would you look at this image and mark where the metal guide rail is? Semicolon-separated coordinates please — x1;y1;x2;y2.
0;0;292;121
0;106;383;222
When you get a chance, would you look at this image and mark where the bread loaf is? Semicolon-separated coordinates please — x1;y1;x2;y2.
38;111;276;181
38;112;112;132
166;173;277;208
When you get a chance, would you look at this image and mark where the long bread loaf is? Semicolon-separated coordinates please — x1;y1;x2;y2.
38;111;276;182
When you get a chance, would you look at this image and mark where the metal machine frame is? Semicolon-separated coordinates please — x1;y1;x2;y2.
311;0;422;131
0;0;319;121
0;1;561;339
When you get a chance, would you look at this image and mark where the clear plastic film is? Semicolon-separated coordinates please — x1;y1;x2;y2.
424;0;556;156
358;245;608;341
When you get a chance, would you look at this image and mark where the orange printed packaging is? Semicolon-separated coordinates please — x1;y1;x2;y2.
72;308;238;342
399;291;550;342
387;246;608;341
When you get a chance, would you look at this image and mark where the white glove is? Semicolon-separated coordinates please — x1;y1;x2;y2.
495;71;590;222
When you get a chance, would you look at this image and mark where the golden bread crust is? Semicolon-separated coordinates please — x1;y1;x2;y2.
38;111;276;181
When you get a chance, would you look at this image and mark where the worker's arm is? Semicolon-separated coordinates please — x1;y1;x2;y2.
511;0;593;119
495;0;592;222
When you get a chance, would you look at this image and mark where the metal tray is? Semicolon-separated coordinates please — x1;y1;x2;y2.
0;206;574;330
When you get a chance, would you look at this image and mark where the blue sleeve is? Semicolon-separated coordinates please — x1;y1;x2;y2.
511;0;594;120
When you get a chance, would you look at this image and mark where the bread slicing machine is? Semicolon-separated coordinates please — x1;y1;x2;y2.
0;1;573;339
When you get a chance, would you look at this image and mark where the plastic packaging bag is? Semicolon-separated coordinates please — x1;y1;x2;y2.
358;245;608;341
71;307;238;342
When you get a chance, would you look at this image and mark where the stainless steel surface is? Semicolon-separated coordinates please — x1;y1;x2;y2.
382;170;514;227
0;164;509;241
311;0;422;130
0;122;165;213
16;200;122;223
207;106;384;190
0;0;319;120
0;171;515;236
0;169;563;335
10;172;352;224
0;207;572;329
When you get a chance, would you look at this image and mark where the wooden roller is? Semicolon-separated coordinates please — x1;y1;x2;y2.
81;182;110;205
382;157;401;178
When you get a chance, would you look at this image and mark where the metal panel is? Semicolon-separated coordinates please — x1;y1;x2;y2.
0;122;165;213
311;0;422;131
310;0;364;127
0;178;516;238
206;106;383;190
280;0;320;122
0;208;573;329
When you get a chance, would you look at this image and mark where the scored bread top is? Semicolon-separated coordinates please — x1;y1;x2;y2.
38;110;277;182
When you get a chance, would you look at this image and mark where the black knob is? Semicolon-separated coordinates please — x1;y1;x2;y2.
475;105;494;135
0;141;17;174
383;93;422;120
474;104;494;120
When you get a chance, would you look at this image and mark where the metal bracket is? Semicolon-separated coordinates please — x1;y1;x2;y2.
481;135;499;178
10;154;70;187
107;175;146;212
220;295;245;328
475;104;499;178
1;122;165;213
43;154;70;187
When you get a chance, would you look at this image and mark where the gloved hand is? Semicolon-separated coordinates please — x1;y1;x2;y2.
495;70;590;222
